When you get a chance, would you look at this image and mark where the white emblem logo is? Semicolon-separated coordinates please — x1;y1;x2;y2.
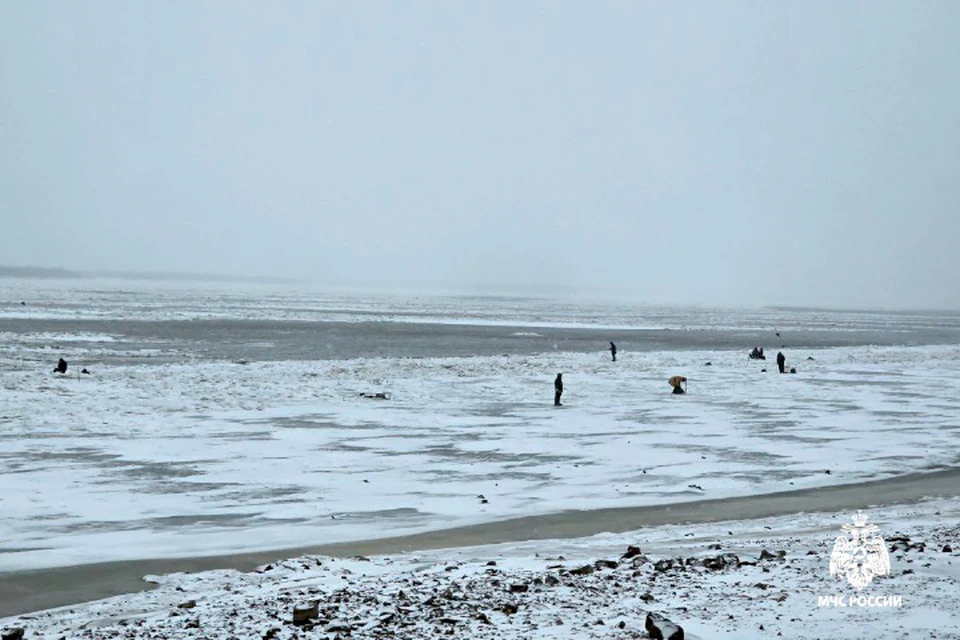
829;511;891;590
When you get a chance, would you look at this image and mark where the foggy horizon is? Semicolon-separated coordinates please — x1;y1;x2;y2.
3;2;959;310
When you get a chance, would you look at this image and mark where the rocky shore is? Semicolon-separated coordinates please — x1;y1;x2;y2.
3;500;957;640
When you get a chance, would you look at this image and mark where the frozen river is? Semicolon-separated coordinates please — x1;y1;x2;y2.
2;278;959;571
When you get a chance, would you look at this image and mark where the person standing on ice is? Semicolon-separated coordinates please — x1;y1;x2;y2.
554;373;563;406
609;342;617;362
776;351;786;374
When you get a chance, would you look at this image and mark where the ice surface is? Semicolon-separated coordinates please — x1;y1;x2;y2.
2;341;959;571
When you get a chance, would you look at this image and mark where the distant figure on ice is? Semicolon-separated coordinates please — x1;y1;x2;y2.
669;375;687;395
554;373;563;406
776;351;786;374
610;342;617;362
54;358;68;374
749;347;765;360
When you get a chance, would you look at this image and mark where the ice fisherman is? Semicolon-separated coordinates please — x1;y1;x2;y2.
669;375;687;395
554;373;563;406
610;342;617;362
776;351;786;374
54;358;68;374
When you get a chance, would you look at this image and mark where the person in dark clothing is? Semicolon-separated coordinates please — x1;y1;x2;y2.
669;375;687;394
776;351;786;374
610;342;617;362
554;373;563;406
54;358;68;374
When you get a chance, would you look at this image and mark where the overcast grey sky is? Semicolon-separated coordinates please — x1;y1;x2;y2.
2;2;958;308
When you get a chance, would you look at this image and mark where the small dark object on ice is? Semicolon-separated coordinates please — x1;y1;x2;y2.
360;392;390;399
688;484;703;491
81;368;90;374
2;628;25;640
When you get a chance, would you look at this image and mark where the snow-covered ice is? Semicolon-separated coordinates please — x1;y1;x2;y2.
3;343;959;571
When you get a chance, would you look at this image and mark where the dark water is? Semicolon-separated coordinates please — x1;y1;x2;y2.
4;314;960;366
4;281;960;364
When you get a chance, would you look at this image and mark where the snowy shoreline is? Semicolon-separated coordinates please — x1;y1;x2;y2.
3;498;957;639
2;464;957;621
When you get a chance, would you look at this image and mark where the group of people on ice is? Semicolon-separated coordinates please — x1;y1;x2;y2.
553;338;796;406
